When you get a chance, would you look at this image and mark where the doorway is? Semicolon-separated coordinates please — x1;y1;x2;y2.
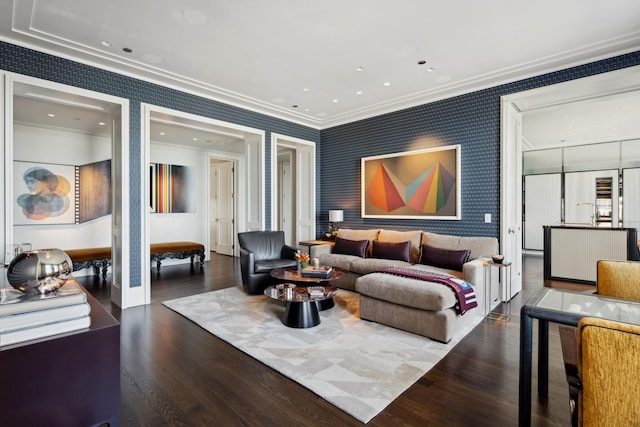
210;158;236;256
271;133;316;246
141;104;265;305
2;73;130;307
500;65;640;298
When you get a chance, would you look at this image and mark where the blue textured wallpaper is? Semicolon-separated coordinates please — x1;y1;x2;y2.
2;39;640;285
0;41;321;286
320;51;640;238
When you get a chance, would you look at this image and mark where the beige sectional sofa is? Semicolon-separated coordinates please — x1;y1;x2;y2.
311;228;499;342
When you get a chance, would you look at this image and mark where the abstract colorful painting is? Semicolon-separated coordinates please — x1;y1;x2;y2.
151;163;195;213
361;145;460;219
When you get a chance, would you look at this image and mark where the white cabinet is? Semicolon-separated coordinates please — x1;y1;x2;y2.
524;174;561;250
623;168;640;230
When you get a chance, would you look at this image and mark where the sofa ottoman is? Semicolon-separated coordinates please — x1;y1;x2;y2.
356;271;475;343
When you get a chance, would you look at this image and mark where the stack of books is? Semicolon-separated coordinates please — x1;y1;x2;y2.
0;279;91;347
301;266;333;278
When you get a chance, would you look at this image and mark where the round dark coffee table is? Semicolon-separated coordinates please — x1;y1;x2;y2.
264;284;338;328
270;266;347;310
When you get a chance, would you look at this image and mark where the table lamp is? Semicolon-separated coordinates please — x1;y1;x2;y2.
328;210;343;239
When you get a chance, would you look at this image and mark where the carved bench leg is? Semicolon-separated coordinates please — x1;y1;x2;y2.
101;259;110;281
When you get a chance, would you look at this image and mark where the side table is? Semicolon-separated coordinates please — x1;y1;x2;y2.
298;239;334;257
0;284;120;426
484;260;512;321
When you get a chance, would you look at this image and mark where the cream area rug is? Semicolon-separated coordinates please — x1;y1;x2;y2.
163;286;483;423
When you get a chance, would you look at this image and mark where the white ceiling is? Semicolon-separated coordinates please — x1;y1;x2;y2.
2;0;640;132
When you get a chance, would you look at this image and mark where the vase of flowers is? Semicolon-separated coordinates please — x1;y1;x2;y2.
295;252;310;270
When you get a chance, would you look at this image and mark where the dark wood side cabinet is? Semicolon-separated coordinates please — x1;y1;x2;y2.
0;287;120;426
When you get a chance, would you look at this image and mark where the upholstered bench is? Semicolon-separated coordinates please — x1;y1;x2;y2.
150;242;205;272
66;242;205;279
66;247;112;281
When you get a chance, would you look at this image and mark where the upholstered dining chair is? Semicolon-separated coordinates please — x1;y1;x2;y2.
237;231;298;295
574;317;640;426
559;259;640;425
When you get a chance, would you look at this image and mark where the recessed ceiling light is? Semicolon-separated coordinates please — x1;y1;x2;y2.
101;41;112;47
332;99;339;103
292;105;298;108
304;108;310;112
418;60;427;65
193;137;198;141
356;66;365;72
427;67;435;72
98;122;106;126
47;113;55;117
160;132;165;136
383;82;391;87
303;88;309;92
356;91;363;95
123;47;133;53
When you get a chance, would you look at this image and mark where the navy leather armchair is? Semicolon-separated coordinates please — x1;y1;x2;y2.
237;231;298;295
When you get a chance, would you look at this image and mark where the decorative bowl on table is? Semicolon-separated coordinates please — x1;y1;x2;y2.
492;254;505;264
6;248;73;295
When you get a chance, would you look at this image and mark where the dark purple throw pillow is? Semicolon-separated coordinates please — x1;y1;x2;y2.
420;244;471;271
333;237;369;258
371;240;411;262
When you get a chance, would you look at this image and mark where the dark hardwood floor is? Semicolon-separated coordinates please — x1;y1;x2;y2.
78;253;589;426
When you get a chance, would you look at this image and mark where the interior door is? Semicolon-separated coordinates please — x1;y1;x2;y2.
214;161;234;256
295;145;314;242
280;157;293;245
501;102;523;298
111;112;124;305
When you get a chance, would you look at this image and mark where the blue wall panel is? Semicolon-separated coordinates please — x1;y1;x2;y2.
319;51;640;238
2;39;640;284
0;41;321;286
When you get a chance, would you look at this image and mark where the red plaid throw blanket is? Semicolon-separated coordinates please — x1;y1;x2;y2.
376;267;478;315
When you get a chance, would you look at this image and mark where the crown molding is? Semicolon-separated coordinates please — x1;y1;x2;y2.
2;27;639;131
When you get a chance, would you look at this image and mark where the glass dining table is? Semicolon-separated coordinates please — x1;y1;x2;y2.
519;287;640;427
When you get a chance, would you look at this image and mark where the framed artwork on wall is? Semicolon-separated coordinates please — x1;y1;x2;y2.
361;145;461;219
13;161;77;225
78;159;112;223
150;163;195;213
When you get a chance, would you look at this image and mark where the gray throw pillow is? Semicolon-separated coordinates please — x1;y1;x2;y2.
371;240;411;262
333;237;368;258
420;244;470;271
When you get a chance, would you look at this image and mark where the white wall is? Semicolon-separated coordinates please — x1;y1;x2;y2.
12;124;111;251
149;142;208;266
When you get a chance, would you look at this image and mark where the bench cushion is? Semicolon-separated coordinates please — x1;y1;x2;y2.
65;247;111;262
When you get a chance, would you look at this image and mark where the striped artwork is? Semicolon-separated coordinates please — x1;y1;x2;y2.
151;163;194;213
